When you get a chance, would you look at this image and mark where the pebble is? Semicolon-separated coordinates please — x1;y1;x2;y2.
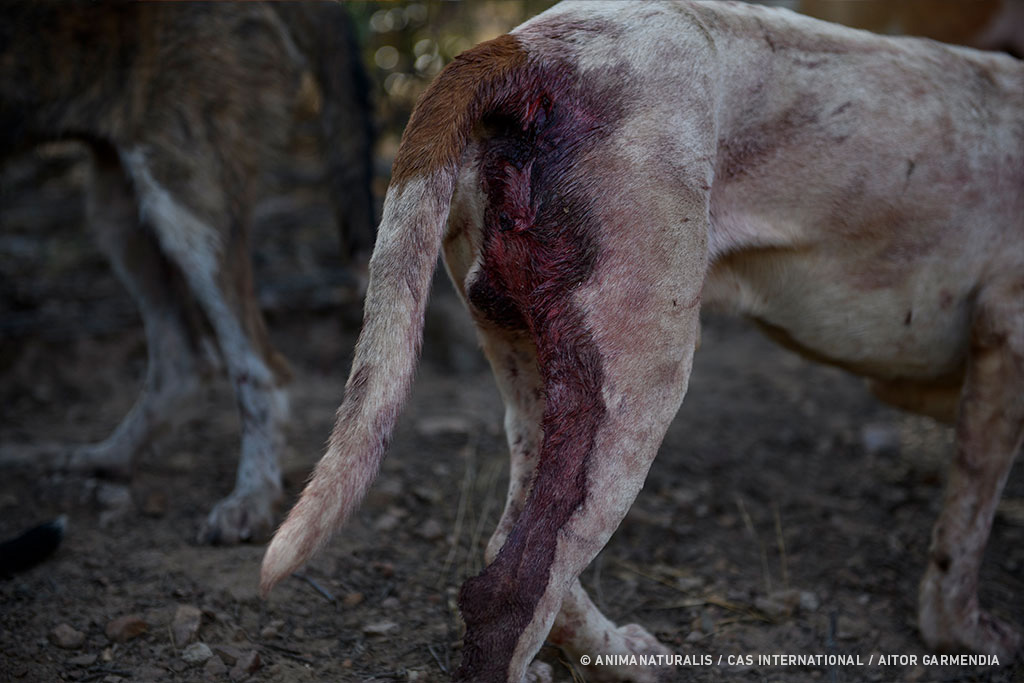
342;592;364;607
363;621;397;636
95;482;133;510
50;623;86;649
204;656;227;677
837;615;868;641
172;605;202;647
212;644;242;665
66;653;97;666
417;519;444;541
182;642;213;665
228;650;261;681
105;614;148;643
259;619;285;640
141;490;168;518
861;423;900;455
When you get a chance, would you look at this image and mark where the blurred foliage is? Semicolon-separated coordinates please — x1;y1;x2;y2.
346;1;556;159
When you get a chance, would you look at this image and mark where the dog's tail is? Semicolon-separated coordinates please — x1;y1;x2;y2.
0;516;67;578
260;35;531;595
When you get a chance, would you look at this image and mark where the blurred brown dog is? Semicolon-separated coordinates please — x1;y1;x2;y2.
0;2;374;544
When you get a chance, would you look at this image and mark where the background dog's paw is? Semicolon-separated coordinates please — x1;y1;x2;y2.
64;441;133;480
198;486;281;545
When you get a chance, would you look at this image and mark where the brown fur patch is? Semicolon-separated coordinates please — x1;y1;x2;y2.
390;35;528;188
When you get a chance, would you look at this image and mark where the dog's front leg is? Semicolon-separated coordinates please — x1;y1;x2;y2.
918;277;1024;658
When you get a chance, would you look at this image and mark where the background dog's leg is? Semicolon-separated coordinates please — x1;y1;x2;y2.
918;277;1024;658
121;147;288;544
68;143;211;477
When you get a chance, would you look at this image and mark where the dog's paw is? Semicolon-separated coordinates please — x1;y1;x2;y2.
524;660;553;683
919;574;1022;661
579;623;673;683
921;608;1022;661
198;484;283;545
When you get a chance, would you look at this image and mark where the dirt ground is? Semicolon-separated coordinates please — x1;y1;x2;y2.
2;149;1024;683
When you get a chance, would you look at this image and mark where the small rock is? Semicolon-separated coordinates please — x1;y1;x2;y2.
754;594;792;620
213;644;242;665
363;621;397;636
861;423;900;455
172;605;202;647
381;596;401;610
204;656;227;678
136;666;168;680
67;653;97;666
372;561;394;578
417;519;444;541
799;590;820;612
411;485;441;504
685;630;704;643
374;512;400;532
675;575;704;592
96;483;133;510
228;650;261;681
105;614;148;643
836;615;868;641
342;592;364;607
182;642;213;665
50;623;86;649
141;490;168;518
259;619;285;640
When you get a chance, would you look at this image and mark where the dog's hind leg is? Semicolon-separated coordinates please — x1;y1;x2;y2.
68;143;212;478
473;328;674;683
918;277;1024;658
120;146;289;544
458;208;706;681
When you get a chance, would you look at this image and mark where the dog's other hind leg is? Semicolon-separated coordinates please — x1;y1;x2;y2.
121;147;288;544
68;143;212;477
918;277;1024;658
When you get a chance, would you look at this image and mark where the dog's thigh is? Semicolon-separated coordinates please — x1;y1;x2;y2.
119;145;287;544
918;276;1024;658
69;143;211;475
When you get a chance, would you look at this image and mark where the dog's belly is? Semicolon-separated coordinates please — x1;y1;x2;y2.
703;247;972;383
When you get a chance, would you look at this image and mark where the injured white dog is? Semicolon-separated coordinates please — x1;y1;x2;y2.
263;1;1024;681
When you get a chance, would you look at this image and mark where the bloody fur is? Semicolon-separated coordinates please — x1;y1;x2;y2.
457;63;619;680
